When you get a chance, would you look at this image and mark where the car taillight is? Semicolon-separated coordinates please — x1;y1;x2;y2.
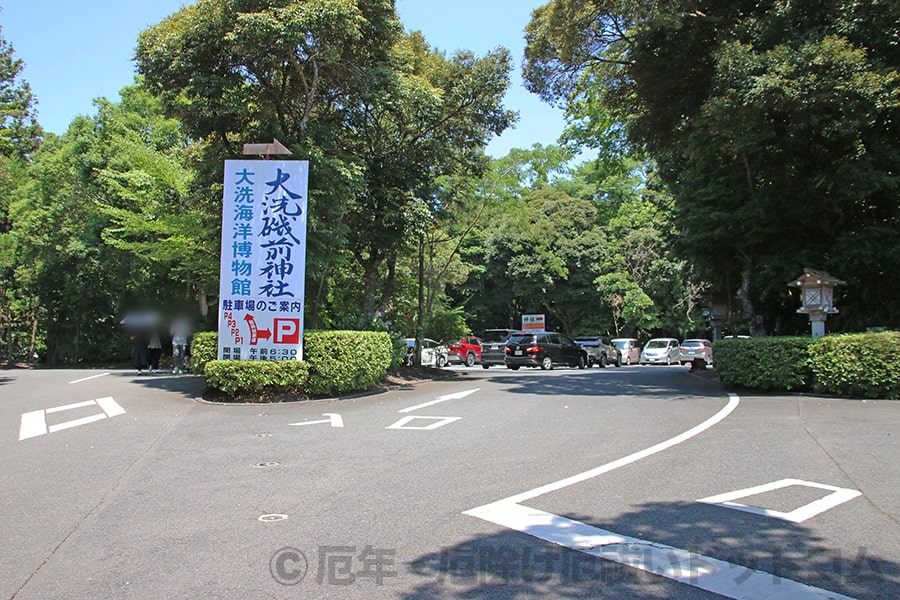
526;345;542;354
505;346;512;355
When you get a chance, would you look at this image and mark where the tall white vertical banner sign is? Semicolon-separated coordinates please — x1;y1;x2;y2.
218;160;309;361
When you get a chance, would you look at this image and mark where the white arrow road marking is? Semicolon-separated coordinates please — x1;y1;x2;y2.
399;388;480;413
19;397;126;441
289;413;344;428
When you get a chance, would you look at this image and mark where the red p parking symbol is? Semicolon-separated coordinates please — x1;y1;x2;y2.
273;319;301;344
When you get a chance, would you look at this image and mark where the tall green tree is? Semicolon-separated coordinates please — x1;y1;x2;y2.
135;0;514;324
6;82;204;364
524;0;900;334
0;22;43;360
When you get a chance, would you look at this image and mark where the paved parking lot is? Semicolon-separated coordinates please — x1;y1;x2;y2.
1;365;896;599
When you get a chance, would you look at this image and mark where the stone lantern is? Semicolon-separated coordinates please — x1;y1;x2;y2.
788;268;845;338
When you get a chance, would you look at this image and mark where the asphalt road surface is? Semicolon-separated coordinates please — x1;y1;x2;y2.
1;363;897;599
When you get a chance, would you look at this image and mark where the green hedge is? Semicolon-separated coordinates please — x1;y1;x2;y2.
199;330;392;400
809;332;900;399
713;337;814;391
204;360;309;397
190;331;218;374
304;330;393;396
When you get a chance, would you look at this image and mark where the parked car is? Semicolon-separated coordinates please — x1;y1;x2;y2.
505;332;588;370
573;335;621;367
403;338;446;367
640;338;681;365
679;339;713;365
611;338;641;365
480;329;519;369
446;336;483;367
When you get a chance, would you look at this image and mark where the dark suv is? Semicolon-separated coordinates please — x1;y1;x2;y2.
480;329;519;368
504;332;588;370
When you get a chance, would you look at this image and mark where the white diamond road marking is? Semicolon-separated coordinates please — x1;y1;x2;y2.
464;394;858;600
697;478;862;523
289;413;344;428
18;397;126;441
386;416;461;430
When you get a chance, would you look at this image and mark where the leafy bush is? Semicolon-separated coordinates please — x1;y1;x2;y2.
809;332;900;399
714;337;814;391
204;360;309;399
304;330;393;396
190;331;218;375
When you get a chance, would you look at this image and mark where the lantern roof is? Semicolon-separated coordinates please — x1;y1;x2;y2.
788;268;846;288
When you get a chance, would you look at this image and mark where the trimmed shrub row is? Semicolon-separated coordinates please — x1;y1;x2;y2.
194;330;393;401
714;332;900;399
809;332;900;399
714;337;813;392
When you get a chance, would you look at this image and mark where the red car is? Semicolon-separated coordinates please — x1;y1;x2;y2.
446;336;483;367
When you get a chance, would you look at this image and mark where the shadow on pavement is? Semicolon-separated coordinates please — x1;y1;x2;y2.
404;500;895;599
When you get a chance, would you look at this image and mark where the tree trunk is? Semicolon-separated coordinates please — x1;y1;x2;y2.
361;257;381;316
738;265;767;337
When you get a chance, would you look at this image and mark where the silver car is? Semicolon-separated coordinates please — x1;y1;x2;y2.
640;338;680;365
679;339;713;365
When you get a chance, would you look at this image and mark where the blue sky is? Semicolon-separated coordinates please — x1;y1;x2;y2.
2;0;565;158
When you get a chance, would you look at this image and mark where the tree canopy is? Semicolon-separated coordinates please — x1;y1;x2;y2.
524;0;900;333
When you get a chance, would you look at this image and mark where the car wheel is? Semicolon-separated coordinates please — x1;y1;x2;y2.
507;365;520;370
599;355;607;368
465;352;476;367
436;355;447;368
614;356;622;367
578;355;586;369
482;363;490;369
587;356;595;368
540;356;553;370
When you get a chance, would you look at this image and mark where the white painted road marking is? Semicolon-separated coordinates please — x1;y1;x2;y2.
68;372;110;384
399;388;480;413
387;416;462;430
501;393;741;505
465;393;859;599
698;478;862;523
289;413;344;428
465;502;855;600
18;397;126;441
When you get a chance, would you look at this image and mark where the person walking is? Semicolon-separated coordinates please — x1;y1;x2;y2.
131;330;149;374
170;317;190;374
147;329;163;374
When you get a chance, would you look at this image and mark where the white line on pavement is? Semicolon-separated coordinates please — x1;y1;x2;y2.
96;396;126;418
46;400;97;414
48;413;107;433
499;393;741;505
68;372;111;384
18;410;48;441
465;501;855;600
462;393;859;598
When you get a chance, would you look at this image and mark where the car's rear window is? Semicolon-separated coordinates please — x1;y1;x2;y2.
645;340;669;349
682;340;705;347
483;330;514;343
574;337;599;346
508;334;537;345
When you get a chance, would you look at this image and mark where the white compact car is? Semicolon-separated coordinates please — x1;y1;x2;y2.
640;338;681;365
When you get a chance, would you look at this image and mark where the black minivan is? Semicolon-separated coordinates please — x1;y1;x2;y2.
480;328;519;368
504;332;588;370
